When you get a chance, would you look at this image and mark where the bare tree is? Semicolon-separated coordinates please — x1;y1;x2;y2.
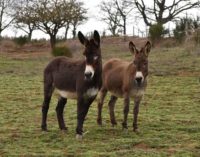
115;0;133;36
13;0;37;41
99;0;133;36
70;0;87;39
99;1;121;36
134;0;200;26
0;0;15;38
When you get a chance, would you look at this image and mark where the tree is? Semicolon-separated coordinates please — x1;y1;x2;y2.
32;0;87;49
13;0;37;41
63;0;87;40
0;0;15;38
33;0;71;49
115;0;133;36
99;1;121;36
99;0;132;36
134;0;200;26
70;1;87;39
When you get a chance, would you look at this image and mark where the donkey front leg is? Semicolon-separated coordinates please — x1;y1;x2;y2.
122;97;130;129
56;97;67;130
108;95;118;126
76;97;94;139
133;99;140;132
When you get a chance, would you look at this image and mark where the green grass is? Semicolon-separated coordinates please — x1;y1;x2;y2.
0;47;200;156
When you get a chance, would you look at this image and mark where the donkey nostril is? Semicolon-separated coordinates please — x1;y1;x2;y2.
135;77;142;83
85;72;92;79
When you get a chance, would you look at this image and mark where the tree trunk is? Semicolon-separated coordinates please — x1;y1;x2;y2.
72;28;76;39
50;34;56;50
28;30;32;42
123;17;126;41
123;17;126;36
110;26;117;36
0;29;2;39
64;24;70;40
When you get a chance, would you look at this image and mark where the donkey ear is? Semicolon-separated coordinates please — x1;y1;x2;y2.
144;41;151;56
78;31;88;46
93;30;100;47
129;41;137;54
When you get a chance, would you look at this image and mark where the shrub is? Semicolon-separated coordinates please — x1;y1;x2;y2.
13;36;29;46
173;17;200;43
193;29;200;46
149;23;165;44
51;46;72;57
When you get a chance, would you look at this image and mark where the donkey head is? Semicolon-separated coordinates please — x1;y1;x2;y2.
78;30;101;81
129;41;151;86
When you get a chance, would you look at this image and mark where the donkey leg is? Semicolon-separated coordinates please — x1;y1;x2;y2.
56;97;67;130
41;81;54;131
122;97;130;129
108;95;118;126
133;100;140;132
97;88;107;125
76;97;95;139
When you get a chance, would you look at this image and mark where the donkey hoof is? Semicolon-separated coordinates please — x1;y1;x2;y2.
111;120;117;127
97;119;102;126
61;126;68;131
41;125;48;131
111;122;117;127
61;127;68;133
122;123;128;129
123;128;128;134
133;128;140;133
76;134;83;140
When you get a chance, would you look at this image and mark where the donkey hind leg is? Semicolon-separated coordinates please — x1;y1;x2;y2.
122;98;130;129
108;95;118;126
41;79;54;131
76;97;95;139
97;88;107;125
56;97;67;130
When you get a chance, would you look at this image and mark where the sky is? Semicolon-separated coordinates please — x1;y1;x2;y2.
2;0;200;39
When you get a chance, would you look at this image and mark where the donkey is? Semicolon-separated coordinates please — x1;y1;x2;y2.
41;30;102;139
97;41;151;132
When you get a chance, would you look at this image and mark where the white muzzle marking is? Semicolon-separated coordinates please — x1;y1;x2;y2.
84;65;94;79
135;71;144;82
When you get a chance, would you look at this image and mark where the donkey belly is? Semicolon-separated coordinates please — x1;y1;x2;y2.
57;87;99;99
130;88;145;99
57;89;77;99
109;90;124;98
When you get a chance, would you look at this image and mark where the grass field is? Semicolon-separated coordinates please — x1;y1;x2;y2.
0;45;200;156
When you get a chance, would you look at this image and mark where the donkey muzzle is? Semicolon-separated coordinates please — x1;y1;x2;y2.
85;72;92;80
135;77;143;85
135;71;144;85
84;65;94;80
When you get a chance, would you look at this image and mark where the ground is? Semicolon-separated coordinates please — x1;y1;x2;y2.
0;38;200;156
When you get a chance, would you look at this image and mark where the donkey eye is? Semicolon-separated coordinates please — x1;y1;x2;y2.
94;56;98;60
143;62;147;66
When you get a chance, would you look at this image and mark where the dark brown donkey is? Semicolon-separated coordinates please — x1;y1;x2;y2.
41;30;102;139
97;41;151;132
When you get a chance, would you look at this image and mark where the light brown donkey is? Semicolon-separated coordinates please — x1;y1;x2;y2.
97;41;151;132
